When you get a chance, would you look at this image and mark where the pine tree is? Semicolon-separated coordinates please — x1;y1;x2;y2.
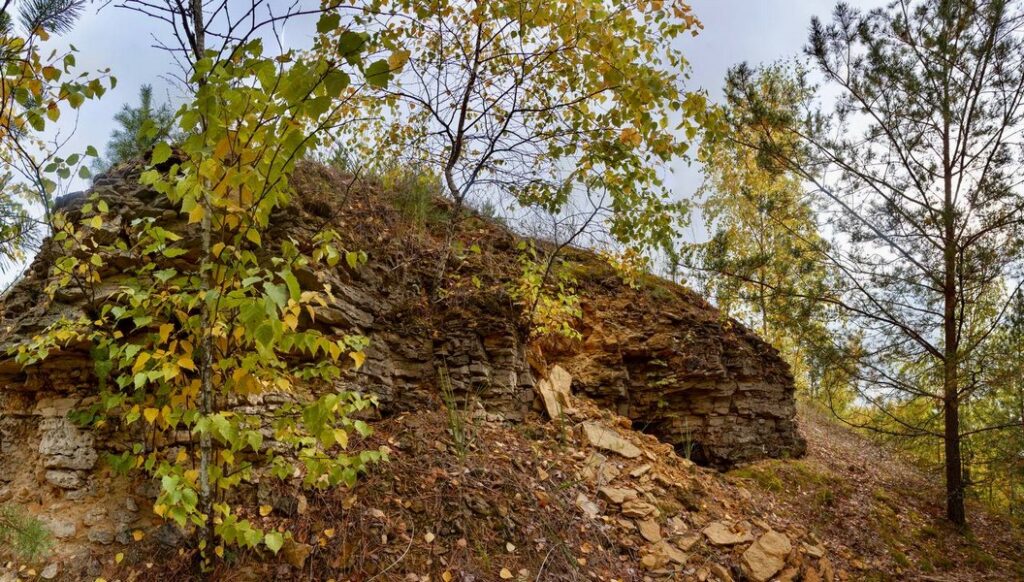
731;0;1024;527
0;0;85;36
93;85;176;174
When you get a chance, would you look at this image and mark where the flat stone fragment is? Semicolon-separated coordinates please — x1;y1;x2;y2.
702;521;754;546
803;541;826;558
598;486;638;504
629;463;652;477
582;422;641;458
575;493;600;519
711;563;735;582
676;532;701;551
741;530;792;582
637;518;662;542
621;500;659;519
536;365;573;420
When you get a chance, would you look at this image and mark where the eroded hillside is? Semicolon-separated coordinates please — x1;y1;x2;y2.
1;161;1016;581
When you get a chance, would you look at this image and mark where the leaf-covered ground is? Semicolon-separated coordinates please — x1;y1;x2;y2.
730;403;1024;581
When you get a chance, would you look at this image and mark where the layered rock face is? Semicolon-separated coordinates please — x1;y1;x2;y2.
551;270;806;467
0;162;803;536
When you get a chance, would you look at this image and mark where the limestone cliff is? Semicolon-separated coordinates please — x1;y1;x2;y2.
0;161;805;575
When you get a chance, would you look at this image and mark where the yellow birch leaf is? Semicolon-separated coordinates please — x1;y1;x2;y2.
159;323;174;343
143;408;159;424
188;204;205;224
178;355;196;371
333;429;348;449
349;350;366;369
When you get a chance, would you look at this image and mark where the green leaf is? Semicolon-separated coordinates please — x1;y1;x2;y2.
151;142;172;165
338;32;367;63
265;532;284;554
324;69;350;96
365;60;391;89
317;12;340;34
254;323;276;348
264;283;288;308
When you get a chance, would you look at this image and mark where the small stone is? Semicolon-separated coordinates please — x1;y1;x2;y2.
44;518;76;539
640;552;668;570
83;507;107;527
675;532;701;551
40;564;58;580
582;423;641;458
575;493;600;519
650;540;688;564
629;464;652;478
740;530;792;582
702;521;754;546
710;563;734;582
598;486;637;504
637;519;662;543
803;542;826;558
87;528;115;545
621;500;659;519
667;516;688;535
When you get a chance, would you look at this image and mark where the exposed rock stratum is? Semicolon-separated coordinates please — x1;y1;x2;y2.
0;161;806;574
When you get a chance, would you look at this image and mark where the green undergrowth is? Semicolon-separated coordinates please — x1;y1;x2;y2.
730;458;847;511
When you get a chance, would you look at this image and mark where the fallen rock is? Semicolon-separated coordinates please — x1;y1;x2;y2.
40;564;58;580
650;539;688;564
637;518;662;542
621;499;659;519
740;530;793;582
43;518;76;539
710;563;734;582
598;486;638;504
640;552;668;571
536;365;573;419
580;452;620;483
702;521;754;546
575;493;600;519
676;532;701;551
582;422;641;458
803;541;826;558
86;528;115;545
630;463;652;477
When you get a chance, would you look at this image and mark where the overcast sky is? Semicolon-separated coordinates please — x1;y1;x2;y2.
6;0;880;286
